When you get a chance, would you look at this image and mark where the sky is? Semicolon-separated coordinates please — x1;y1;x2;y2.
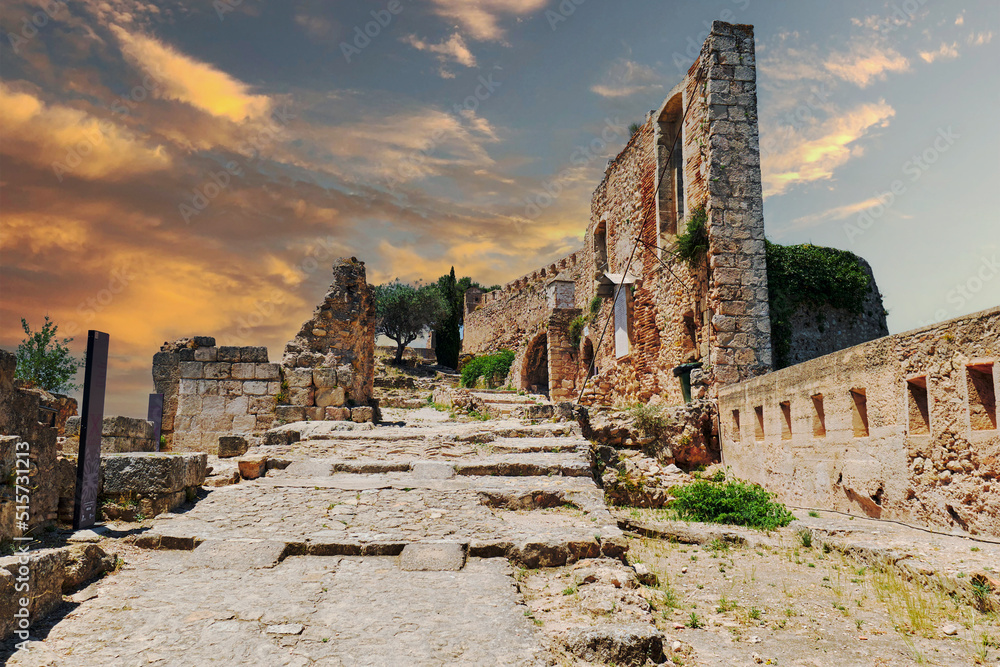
1;0;997;417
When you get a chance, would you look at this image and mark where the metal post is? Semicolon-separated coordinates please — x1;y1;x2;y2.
73;330;109;530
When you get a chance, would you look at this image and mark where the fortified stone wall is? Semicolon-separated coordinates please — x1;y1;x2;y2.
153;337;280;454
0;350;59;540
783;259;888;367
719;306;1000;537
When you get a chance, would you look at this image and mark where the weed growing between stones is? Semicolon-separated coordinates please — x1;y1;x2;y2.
460;350;515;388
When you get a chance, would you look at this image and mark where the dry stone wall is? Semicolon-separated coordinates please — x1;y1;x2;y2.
62;415;156;453
153;337;279;454
719;306;1000;537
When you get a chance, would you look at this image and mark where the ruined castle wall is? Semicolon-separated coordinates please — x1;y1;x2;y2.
719;306;1000;537
153;338;279;454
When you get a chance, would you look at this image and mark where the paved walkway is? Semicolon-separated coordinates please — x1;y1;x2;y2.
7;408;617;666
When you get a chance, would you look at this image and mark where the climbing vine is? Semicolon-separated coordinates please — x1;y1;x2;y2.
766;241;874;369
568;295;606;350
674;206;709;265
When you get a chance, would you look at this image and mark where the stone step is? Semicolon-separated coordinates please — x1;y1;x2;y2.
487;437;584;454
278;454;591;479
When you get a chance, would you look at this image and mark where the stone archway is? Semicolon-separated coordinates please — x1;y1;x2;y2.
522;333;549;395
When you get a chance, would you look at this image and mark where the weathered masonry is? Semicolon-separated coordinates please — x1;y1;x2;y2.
463;21;886;405
720;307;1000;536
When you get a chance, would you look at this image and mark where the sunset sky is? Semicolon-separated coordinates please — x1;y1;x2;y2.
1;0;997;417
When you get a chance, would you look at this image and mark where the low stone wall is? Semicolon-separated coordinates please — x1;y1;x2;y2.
154;337;280;453
719;306;1000;537
0;543;115;641
0;351;59;540
56;452;207;523
62;415;157;453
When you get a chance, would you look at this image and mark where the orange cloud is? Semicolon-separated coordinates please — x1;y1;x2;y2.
0;81;170;180
919;42;960;63
761;101;896;197
111;24;272;122
426;0;548;41
824;45;910;87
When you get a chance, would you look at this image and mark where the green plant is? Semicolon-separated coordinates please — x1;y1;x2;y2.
628;121;642;135
14;316;82;392
460;350;515;388
568;315;588;350
797;529;813;548
275;378;290;404
629;403;671;436
673;206;709;265
765;241;875;369
373;280;449;364
668;477;795;530
716;596;737;613
589;295;602;318
749;606;762;620
808;510;819;518
686;611;702;628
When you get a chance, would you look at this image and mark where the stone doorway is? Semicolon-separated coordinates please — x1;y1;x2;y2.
522;334;549;395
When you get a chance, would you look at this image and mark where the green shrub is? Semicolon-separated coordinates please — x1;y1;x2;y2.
674;206;709;265
629;403;671;436
460;350;515;388
669;478;794;530
568;315;588;349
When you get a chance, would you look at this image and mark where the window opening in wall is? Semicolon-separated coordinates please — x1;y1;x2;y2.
780;401;792;440
754;405;764;441
594;221;608;272
614;286;631;359
656;94;683;246
581;339;595;378
850;389;869;437
967;363;997;430
732;409;740;440
811;394;826;437
906;376;930;435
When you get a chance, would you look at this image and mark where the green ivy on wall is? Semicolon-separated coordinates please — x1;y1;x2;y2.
766;241;873;369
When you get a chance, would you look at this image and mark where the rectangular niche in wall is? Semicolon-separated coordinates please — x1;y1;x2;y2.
732;409;740;440
754;405;765;441
780;401;792;440
811;394;826;437
967;363;997;430
850;389;869;437
906;376;930;435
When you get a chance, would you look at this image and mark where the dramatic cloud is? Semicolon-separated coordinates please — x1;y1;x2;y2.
111;25;272;122
782;197;888;231
425;0;548;41
0;81;171;180
761;101;896;197
590;59;665;98
919;42;960;63
823;44;910;87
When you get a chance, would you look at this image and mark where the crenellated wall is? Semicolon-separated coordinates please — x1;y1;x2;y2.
719;306;1000;537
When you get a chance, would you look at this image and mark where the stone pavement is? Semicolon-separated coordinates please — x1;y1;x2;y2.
5;407;624;665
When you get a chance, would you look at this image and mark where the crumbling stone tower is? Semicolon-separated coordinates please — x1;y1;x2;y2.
279;257;377;419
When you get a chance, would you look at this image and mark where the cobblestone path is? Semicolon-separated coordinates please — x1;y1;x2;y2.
7;408;621;666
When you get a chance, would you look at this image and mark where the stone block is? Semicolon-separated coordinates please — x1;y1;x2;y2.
198;412;233;432
218;435;249;458
255;363;280;380
231;363;255;379
249;396;277;414
224;395;249;415
194;346;217;362
284;368;313;388
177;394;202;416
267;382;281;396
399;542;467;571
201;395;226;415
101;452;205;495
203;362;232;380
217;346;241;363
324;407;351;421
179;362;203;379
312;368;338;388
237;457;267;480
193;336;216;347
198;380;220;395
304;407;324;421
179;378;198;395
241;346;269;362
232;414;257;432
275;405;305;423
244;381;268;396
315;386;346;408
351;406;373;423
289;386;314;406
177;348;195;361
218;380;242;396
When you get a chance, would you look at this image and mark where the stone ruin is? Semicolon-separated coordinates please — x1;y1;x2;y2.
151;257;378;455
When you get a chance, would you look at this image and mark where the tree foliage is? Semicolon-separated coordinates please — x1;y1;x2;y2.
433;268;462;369
373;281;448;364
460;350;515;388
15;316;82;393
